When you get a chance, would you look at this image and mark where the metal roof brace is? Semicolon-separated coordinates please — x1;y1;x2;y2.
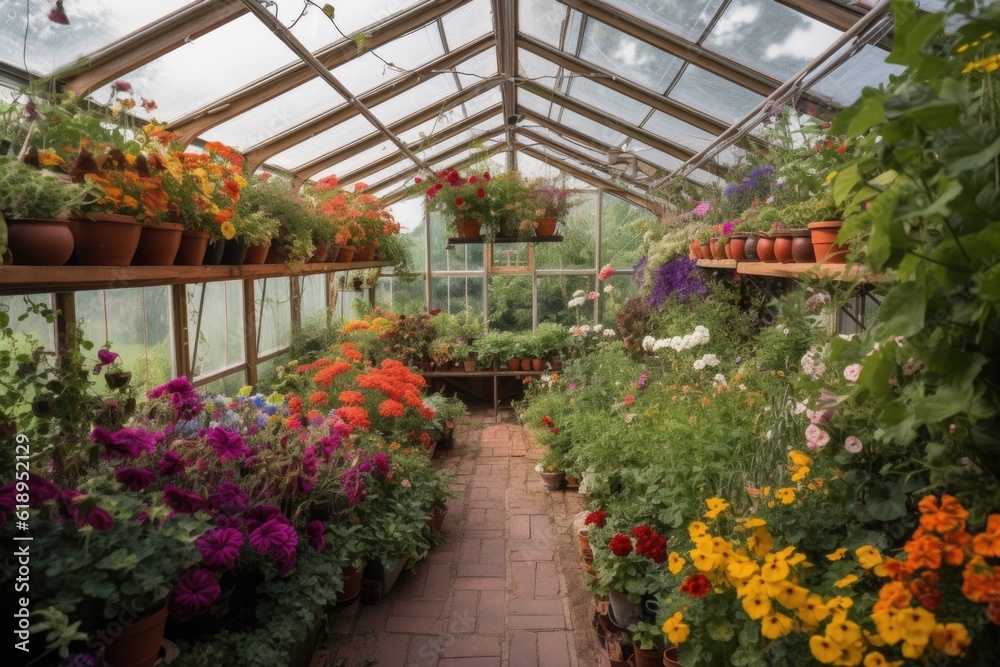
653;0;893;189
238;0;435;179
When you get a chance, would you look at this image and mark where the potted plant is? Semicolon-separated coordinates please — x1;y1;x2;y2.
588;524;668;630
738;204;783;262
232;210;280;264
0;159;92;265
423;167;493;240
535;449;566;490
488;172;536;240
237;175;317;264
475;330;517;370
529;178;576;236
451;341;477;371
534;322;571;369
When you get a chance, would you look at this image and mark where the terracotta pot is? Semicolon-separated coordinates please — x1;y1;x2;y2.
5;218;75;266
663;646;681;667
536;216;558;236
743;235;759;261
538;470;565;490
334;245;356;263
430;510;447;533
507;357;521;371
520;358;532;371
772;232;794;264
103;605;168;667
564;474;579;488
808;220;847;263
174;230;210;266
455;218;482;239
756;235;777;263
729;234;748;261
132;222;183;266
366;555;408;594
337;564;364;604
243;243;270;264
265;244;290;264
790;229;815;263
550;358;563;371
463;359;477;372
688;240;700;260
531;358;543;371
634;646;667;667
220;236;248;265
355;242;376;261
71;213;141;266
203;239;226;265
723;242;732;260
708;237;718;258
577;530;592;557
699;244;712;260
308;242;329;263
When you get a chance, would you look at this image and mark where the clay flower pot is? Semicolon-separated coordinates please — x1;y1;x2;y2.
743;235;759;261
536;216;558;236
808;220;847;263
334;245;356;263
71;213;142;266
308;242;329;263
174;230;210;266
772;231;794;263
756;234;777;263
103;605;168;667
203;238;226;265
355;243;376;261
538;470;565;490
790;229;815;263
729;234;748;261
455;218;482;239
132;222;183;266
699;243;712;260
243;243;270;264
4;218;75;266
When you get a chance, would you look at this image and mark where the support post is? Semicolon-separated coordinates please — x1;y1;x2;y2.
243;279;259;388
170;284;190;379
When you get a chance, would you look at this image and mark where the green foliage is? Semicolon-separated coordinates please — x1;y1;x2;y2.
237;176;321;263
0;159;94;219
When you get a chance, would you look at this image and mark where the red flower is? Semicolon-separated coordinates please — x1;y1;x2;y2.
584;510;607;528
477;188;486;198
455;197;464;206
632;525;668;563
624;394;635;406
469;175;477;184
609;533;633;558
680;573;712;598
378;399;405;418
541;416;554;427
413;176;422;184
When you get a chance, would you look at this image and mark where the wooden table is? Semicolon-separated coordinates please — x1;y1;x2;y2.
422;367;546;422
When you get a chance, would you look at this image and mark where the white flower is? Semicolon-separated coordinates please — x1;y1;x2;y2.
603;284;615;293
693;359;706;370
579;325;592;333
603;328;616;337
738;384;747;391
894;336;905;347
534;463;544;473
624;412;636;423
642;336;655;351
540;374;550;383
766;430;773;439
573;289;586;297
792;401;807;415
593;324;604;333
567;296;586;308
782;328;790;335
714;374;726;383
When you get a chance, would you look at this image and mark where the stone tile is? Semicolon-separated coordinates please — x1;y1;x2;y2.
508;631;538;667
374;635;410;667
463;529;505;540
448;590;479;634
537;630;575;667
422;562;454;599
385;614;444;634
457;562;505;578
510;561;536;597
438;658;502;667
507;615;567;630
441;635;502;658
508;598;566;616
535;562;561;597
476;589;505;634
511;549;555;562
390;598;446;618
479;540;507;565
453;577;505;591
509;514;531;539
407;635;442;667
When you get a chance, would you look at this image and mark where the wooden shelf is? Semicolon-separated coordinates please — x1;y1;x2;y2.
446;235;563;245
696;259;875;282
0;260;393;296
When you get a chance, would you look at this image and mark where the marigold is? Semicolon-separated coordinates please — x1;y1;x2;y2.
309;391;328;406
288;396;303;414
874;581;912;612
905;535;943;571
378;399;405;418
918;494;968;534
339;390;365;405
961;555;1000;603
972;524;1000;558
314;362;352;387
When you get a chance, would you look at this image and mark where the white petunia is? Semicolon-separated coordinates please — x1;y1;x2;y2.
693;359;706;370
593;324;604;333
603;328;616;337
573;289;586;297
568;296;586;308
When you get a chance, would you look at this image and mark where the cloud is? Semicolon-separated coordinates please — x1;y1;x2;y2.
765;21;840;60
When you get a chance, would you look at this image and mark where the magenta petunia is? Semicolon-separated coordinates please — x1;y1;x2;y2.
249;519;299;570
157;451;188;476
115;467;156;491
306;520;325;553
245;504;286;533
81;507;115;531
196;528;244;570
206;427;251;461
91;427;156;459
167;569;221;622
162;484;207;514
209;482;249;514
93;348;120;374
25;473;59;506
55;489;82;522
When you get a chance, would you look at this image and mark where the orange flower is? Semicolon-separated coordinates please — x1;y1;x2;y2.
918;494;968;534
288;396;304;414
873;581;912;613
335;405;371;430
340;342;364;362
309;391;328;406
905;535;943;571
297;358;332;374
908;571;941;611
378;399;405;418
314;362;352;387
305;408;321;421
961;556;1000;603
973;516;1000;557
338;390;365;405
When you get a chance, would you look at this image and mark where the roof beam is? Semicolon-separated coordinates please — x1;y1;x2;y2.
242;36;497;171
170;0;474;143
379;142;509;205
560;0;837;115
775;1;892;50
62;0;248;95
492;0;518;171
298;106;501;183
519;80;727;176
518;35;764;148
336;125;508;187
518;145;661;214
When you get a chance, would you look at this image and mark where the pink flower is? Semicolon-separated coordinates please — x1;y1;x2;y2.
692;202;710;216
805;424;830;451
157;450;188;476
114;467;155;491
112;80;132;93
624;394;635;406
843;364;862;382
208;482;249;514
844;436;863;454
599;264;616;281
47;0;69;25
90;427;157;459
588;291;599;300
162;484;207;514
206;427;251;461
806;408;834;425
80;507;114;531
168;569;221;622
306;520;326;553
197;528;244;570
93;348;119;374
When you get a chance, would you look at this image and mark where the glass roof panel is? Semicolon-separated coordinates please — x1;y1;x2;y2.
579;19;683;92
431;147;477;171
1;0;189;75
602;0;725;41
519;0;571;49
557;108;627;149
330;25;444;95
702;0;841;80
523;128;607;163
308;0;427;39
626;140;683;172
640;111;742;166
522;143;647;194
810;44;904;107
518;89;556;117
564;77;651;127
267;115;377;170
516;151;591;189
453;47;499;89
369;74;459;126
517;49;563;86
314;139;398;182
442;0;495;48
668;64;764;123
452;87;503;117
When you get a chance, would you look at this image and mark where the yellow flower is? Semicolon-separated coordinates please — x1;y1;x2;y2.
834;574;859;588
832;642;865;666
826;547;848;561
809;635;841;664
761;486;771;497
791;466;810;482
689;547;720;572
742;591;772;620
739;517;767;529
826;614;863;645
726;558;758;579
789;451;813;467
797;594;830;626
761;553;790;582
930;623;970;656
748;526;774;557
220;220;236;239
237;385;252;397
901;640;928;659
826;170;838;182
963;54;1000;74
827;596;853;613
688;521;710;540
956;43;970;53
771;581;809;610
760;612;795;639
899;607;936;645
863;651;902;667
855;545;889;576
703;497;730;519
668;552;686;575
662;612;689;644
736;574;767;598
871;609;902;645
775;488;796;505
389;441;401;451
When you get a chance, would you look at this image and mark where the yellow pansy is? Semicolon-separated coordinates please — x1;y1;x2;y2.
901;640;928;659
832;642;864;667
748;526;774;557
787;552;808;567
930;623;970;657
220;220;236;240
834;574;859;588
740;517;767;529
789;450;813;467
703;497;730;519
742;591;772;620
688;521;710;540
771;581;809;610
761;553;791;582
689;547;720;572
809;635;841;664
711;536;735;555
775;488;796;505
855;545;889;576
826;547;848;561
237;385;253;397
827;596;853;613
826;170;838;182
900;607;937;645
760;612;795;639
826;614;863;645
797;594;830;626
668;552;686;575
726;558;758;579
871;609;903;645
863;651;902;667
662;612;690;644
791;466;810;482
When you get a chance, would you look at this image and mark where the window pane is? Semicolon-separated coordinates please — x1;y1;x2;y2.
602;194;651;268
257;353;291;388
535;275;595;327
442;0;495;48
0;294;54;352
370;75;458;126
430;277;485;319
488;274;533;331
565;77;652;127
519;0;571;48
272;115;376;172
256;277;292;356
603;0;724;41
491;243;531;270
300;275;328;324
376;274;426;313
668;64;764;123
536;193;597;270
201;371;248;397
187;281;244;380
580;20;684;92
810;44;903;107
515;152;592;189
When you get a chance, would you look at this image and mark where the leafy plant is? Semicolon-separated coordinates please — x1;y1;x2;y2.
0;159;93;219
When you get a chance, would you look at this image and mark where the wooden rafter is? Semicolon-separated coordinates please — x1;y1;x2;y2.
518;80;728;176
170;0;474;144
775;1;892;50
62;0;247;95
242;36;497;171
491;0;518;172
294;91;503;180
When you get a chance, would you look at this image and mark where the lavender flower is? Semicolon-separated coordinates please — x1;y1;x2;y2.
633;256;647;287
648;258;707;309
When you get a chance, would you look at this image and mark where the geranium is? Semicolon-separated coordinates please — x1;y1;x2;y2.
843;364;862;382
844;436;863;454
79;507;114;531
609;533;633;557
167;569;221;622
584;510;607;528
90;426;157;459
632;525;668;563
162;484;207;514
196;528;244;570
147;377;203;420
157;450;188;476
599;264;616;281
208;482;249;514
248;519;298;570
378;399;405;418
680;573;712;597
306;520;325;553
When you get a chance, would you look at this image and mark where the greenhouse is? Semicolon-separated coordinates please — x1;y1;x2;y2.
1;0;999;666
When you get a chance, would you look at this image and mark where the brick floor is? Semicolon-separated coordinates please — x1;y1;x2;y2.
322;406;596;666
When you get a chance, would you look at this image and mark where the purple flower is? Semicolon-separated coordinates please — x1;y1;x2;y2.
245;504;286;532
90;427;156;459
197;528;244;570
55;489;82;523
80;507;114;532
692;202;711;216
340;467;366;505
206;427;251;461
209;482;249;514
163;484;207;514
306;520;325;553
633;256;647;287
648;258;707;309
115;467;156;491
148;377;203;421
249;519;298;563
637;371;649;388
214;514;242;530
722;221;736;236
25;473;59;506
167;569;221;622
157;450;188;476
371;452;390;483
93;348;119;374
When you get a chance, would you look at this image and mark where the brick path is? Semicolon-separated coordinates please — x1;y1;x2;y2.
324;409;597;666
